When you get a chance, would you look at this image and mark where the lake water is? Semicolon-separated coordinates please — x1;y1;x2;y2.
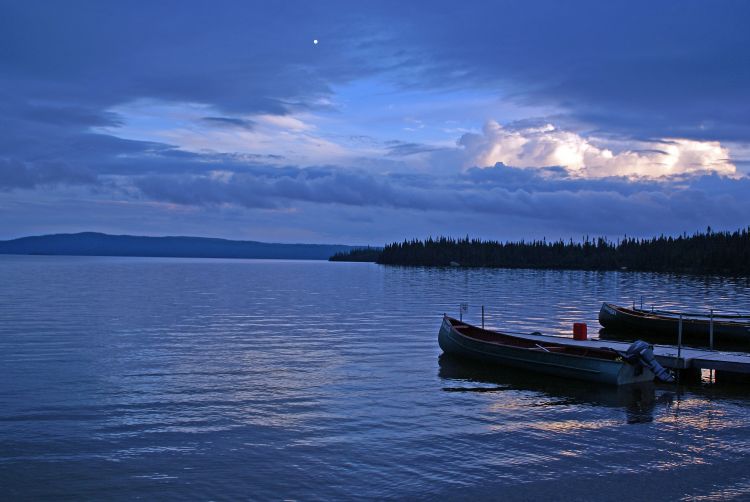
1;256;750;500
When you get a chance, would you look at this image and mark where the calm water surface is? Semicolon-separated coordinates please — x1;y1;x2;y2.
1;256;750;500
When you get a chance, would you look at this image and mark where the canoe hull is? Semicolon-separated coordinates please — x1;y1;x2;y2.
599;303;750;344
438;317;653;386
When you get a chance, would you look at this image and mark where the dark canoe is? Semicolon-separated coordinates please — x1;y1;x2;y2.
438;316;654;386
599;302;750;344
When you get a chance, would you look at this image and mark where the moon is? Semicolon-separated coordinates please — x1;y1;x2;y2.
313;39;319;45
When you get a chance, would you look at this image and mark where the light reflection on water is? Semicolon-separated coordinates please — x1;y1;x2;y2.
1;255;750;500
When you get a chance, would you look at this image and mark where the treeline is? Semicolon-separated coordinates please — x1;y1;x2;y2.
367;227;750;275
329;246;383;262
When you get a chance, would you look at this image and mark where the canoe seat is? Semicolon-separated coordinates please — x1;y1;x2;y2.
531;346;566;352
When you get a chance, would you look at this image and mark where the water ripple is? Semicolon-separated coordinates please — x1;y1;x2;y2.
1;256;750;499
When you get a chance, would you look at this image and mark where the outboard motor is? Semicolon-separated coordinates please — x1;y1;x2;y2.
625;340;675;383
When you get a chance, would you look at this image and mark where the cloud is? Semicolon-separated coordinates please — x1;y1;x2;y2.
129;163;750;239
201;117;256;130
134;167;425;210
384;140;443;157
0;2;395;118
373;1;750;143
95;100;360;166
3;1;749;146
0;158;97;190
459;121;736;178
255;114;314;132
2;1;749;243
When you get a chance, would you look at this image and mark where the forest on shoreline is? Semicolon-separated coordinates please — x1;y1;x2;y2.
330;227;750;275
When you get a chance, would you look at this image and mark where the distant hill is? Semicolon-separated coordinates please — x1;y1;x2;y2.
0;232;356;260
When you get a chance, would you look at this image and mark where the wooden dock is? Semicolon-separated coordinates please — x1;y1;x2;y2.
512;331;750;376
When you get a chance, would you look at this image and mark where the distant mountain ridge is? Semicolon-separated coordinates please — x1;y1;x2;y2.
0;232;356;260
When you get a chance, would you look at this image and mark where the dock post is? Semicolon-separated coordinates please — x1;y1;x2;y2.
678;314;683;361
481;305;485;329
676;314;683;384
709;308;714;382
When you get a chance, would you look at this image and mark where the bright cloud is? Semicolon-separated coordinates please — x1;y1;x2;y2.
459;121;736;179
96;100;355;165
255;114;313;132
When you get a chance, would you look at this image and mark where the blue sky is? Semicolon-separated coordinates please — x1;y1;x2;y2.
1;0;749;244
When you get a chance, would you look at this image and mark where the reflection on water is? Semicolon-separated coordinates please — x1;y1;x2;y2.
438;354;668;424
1;256;750;500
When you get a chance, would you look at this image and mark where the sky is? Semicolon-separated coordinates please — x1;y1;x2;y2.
1;0;749;244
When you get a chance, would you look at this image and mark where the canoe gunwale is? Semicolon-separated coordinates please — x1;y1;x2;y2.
442;325;603;374
442;316;621;363
607;303;749;326
634;307;750;321
599;302;750;344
